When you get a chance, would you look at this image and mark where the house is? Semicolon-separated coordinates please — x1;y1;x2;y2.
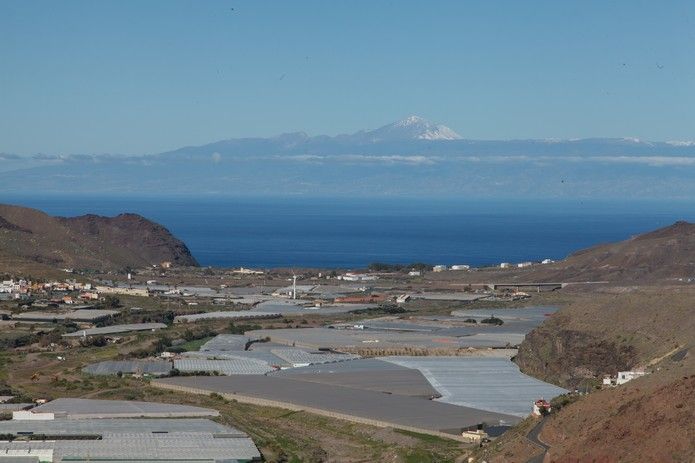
499;262;511;269
408;270;421;276
160;261;172;269
461;428;488;444
433;265;447;272
338;273;378;282
232;267;264;275
96;286;149;297
532;399;552;416
517;262;533;268
616;370;647;385
451;264;470;270
541;258;554;264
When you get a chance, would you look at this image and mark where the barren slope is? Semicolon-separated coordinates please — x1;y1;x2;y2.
0;203;198;271
516;287;695;388
541;360;695;463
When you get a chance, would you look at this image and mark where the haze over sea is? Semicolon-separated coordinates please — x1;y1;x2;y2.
3;195;694;269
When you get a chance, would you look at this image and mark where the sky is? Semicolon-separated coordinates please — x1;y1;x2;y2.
1;0;695;155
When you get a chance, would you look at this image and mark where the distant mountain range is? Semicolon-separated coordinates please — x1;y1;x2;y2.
2;116;695;198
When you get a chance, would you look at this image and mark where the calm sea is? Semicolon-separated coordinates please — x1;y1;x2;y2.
2;196;694;268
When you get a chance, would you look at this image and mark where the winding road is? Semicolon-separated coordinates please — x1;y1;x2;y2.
526;416;550;463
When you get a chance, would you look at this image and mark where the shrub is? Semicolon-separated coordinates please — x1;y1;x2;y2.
481;316;504;326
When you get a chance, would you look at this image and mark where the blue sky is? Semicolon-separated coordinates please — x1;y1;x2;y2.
1;0;694;155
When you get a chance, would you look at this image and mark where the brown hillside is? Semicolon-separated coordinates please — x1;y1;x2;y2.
557;221;695;281
478;287;695;462
460;221;695;284
541;362;695;463
480;354;695;463
515;288;695;388
0;203;198;271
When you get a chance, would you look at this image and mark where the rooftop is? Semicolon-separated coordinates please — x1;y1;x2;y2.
62;322;167;337
30;398;220;419
0;399;260;462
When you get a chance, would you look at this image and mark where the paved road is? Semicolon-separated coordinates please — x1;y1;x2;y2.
526;416;549;463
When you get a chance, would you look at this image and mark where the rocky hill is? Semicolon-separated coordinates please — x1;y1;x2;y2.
515;288;695;388
479;349;695;463
475;224;695;461
556;221;695;282
477;285;695;462
446;221;695;284
0;203;198;271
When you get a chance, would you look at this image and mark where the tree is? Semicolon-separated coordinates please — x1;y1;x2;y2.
481;316;504;326
103;295;121;309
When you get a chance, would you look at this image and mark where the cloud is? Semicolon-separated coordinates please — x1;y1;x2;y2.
280;154;437;165
592;156;695;166
446;154;695;167
32;153;64;161
666;141;695;147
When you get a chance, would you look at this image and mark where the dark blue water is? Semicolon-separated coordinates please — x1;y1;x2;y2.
2;195;694;268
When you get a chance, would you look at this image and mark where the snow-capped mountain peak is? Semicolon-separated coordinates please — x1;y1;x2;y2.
394;115;427;127
363;116;462;141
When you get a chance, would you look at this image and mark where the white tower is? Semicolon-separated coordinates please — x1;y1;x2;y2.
292;274;297;300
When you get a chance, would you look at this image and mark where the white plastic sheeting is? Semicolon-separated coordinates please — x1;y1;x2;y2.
381;356;567;417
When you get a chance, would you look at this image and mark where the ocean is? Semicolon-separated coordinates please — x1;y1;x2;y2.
2;196;694;269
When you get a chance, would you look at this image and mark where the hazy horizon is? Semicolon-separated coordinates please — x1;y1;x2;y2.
2;1;695;199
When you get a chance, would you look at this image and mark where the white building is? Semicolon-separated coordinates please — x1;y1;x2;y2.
616;370;647;385
541;258;555;264
602;375;614;386
532;399;552;416
233;267;264;275
451;265;470;270
499;262;511;269
408;270;421;276
339;273;378;282
517;262;533;268
433;265;447;272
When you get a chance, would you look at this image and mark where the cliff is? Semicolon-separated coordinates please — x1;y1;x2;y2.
0;203;198;271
